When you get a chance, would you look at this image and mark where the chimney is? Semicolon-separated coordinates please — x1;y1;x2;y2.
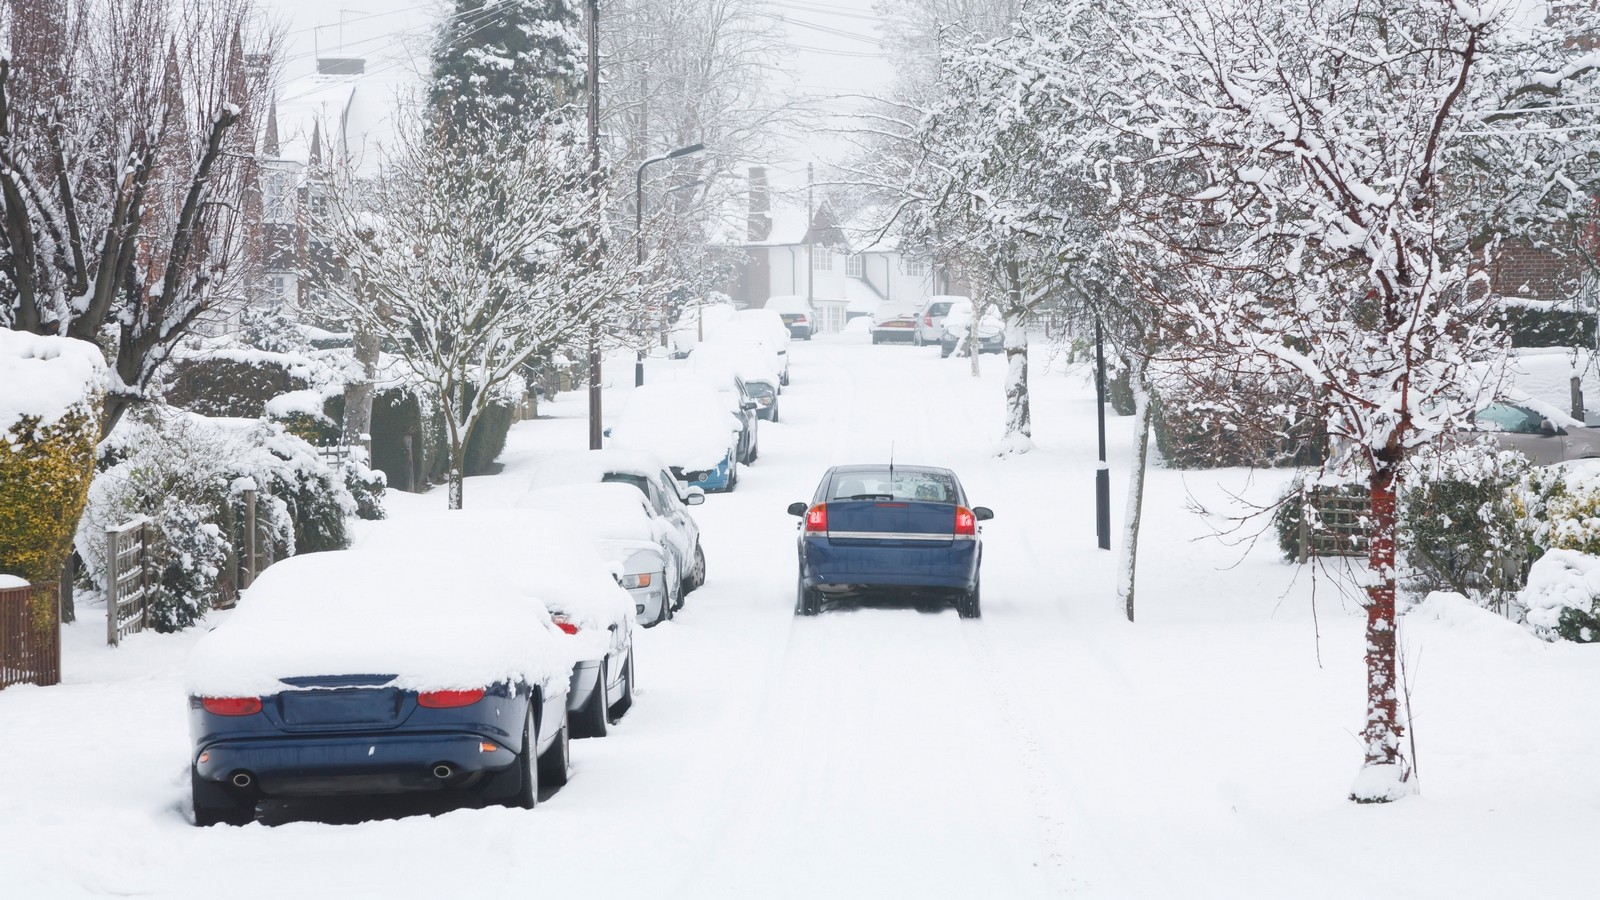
317;57;366;76
747;167;771;242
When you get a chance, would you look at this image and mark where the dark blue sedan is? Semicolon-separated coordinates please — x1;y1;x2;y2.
190;677;569;825
787;465;993;618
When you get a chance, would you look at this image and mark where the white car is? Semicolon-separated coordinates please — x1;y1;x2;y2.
609;382;744;492
524;448;707;598
764;294;817;340
357;511;637;740
517;483;682;626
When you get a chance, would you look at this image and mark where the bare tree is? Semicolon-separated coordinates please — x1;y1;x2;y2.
316;105;630;509
0;0;279;433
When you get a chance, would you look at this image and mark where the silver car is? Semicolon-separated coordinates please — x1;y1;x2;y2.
524;449;707;601
516;483;681;627
913;295;968;346
1473;401;1600;465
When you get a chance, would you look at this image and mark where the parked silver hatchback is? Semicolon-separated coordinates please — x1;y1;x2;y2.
1472;401;1600;465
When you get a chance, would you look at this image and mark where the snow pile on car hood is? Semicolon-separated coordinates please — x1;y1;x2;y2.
523;448;676;492
610;383;738;470
186;548;579;697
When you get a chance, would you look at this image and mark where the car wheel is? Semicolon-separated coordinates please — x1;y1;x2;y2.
727;461;739;491
795;579;820;616
505;704;539;808
940;344;952;359
191;769;253;827
648;587;671;627
913;331;923;346
536;707;570;789
771;405;779;423
573;661;609;739
958;582;982;619
872;334;881;345
610;647;635;719
682;544;705;601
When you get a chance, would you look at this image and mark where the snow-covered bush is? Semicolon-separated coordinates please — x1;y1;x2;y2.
1519;549;1600;643
0;333;104;583
238;306;313;355
162;346;327;418
1151;373;1320;470
1398;445;1535;604
79;409;367;630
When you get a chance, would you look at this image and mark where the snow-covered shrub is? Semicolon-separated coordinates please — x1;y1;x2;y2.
1398;445;1534;603
163;347;318;418
238;306;313;355
79;409;363;629
1151;373;1321;469
1519;549;1600;643
341;457;387;521
0;333;104;583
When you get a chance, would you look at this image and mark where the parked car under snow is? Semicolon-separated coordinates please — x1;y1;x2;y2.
185;547;582;825
609;382;744;492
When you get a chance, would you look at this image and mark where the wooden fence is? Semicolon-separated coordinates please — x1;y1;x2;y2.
1;582;60;690
1297;487;1371;561
105;520;156;647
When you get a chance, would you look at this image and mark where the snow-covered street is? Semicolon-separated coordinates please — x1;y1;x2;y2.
3;335;1599;899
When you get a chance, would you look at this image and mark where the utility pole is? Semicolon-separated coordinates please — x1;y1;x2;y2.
635;143;705;387
585;0;603;451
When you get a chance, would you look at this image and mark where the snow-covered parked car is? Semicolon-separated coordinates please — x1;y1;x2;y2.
185;548;578;825
609;382;744;492
870;300;921;344
688;344;783;422
938;299;1004;358
517;483;683;626
524;449;707;597
764;294;817;340
1469;400;1600;465
357;511;637;740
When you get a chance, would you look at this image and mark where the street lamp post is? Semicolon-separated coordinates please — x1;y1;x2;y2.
634;142;706;386
1095;317;1111;550
585;0;603;451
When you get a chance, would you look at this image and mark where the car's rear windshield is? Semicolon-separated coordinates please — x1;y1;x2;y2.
829;469;956;503
928;302;953;316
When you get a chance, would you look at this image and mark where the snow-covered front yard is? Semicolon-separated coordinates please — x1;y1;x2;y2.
2;335;1597;899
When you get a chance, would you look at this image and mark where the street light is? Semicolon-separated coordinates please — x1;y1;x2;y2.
1095;318;1111;550
634;142;706;386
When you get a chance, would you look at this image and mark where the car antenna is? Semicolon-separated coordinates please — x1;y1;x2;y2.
889;442;895;489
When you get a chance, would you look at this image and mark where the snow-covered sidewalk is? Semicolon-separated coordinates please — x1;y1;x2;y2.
2;335;1597;899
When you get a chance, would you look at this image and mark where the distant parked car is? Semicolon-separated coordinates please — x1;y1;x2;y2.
726;308;793;385
744;374;780;421
524;448;706;599
669;301;737;359
913;295;966;346
359;512;637;740
186;544;586;824
517;484;682;626
787;464;992;618
870;300;921;344
609;382;743;492
1471;400;1600;465
765;294;817;340
938;299;1004;357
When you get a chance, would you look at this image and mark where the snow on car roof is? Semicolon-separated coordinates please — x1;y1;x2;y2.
186;543;586;697
353;510;634;637
515;483;657;544
525;448;674;487
610;383;739;469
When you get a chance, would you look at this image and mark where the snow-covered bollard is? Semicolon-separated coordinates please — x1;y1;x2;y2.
0;332;105;584
1520;548;1600;643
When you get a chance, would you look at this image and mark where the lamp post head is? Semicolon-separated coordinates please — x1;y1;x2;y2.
667;142;706;159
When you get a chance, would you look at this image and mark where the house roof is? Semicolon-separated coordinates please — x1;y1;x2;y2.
272;63;420;176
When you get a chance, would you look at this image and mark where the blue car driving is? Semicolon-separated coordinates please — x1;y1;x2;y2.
787;464;993;618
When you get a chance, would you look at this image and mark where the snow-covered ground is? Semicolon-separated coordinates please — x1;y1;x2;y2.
3;335;1598;899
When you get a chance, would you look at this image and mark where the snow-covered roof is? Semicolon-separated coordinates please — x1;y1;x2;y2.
272;65;421;176
845;276;884;312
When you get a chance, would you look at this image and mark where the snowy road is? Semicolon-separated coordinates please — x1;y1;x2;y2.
3;334;1599;899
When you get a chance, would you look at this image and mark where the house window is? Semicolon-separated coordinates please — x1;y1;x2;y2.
812;246;834;271
846;254;863;277
262;169;296;225
901;256;930;277
265;273;298;308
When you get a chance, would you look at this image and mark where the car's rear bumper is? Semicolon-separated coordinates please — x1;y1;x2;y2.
800;536;979;591
194;731;518;796
872;326;917;342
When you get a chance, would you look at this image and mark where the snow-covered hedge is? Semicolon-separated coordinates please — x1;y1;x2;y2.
78;409;376;631
1519;549;1600;643
1397;444;1535;602
0;332;105;583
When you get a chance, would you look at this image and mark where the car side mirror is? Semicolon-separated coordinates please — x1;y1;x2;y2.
602;427;613;438
1541;419;1562;436
686;491;705;506
742;401;759;411
787;502;808;517
973;506;994;521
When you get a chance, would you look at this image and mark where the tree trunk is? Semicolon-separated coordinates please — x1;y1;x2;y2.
1349;461;1413;803
343;328;380;457
448;452;465;510
1117;366;1152;622
998;260;1032;455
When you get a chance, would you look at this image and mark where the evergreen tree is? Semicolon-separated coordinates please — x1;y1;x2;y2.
429;0;583;138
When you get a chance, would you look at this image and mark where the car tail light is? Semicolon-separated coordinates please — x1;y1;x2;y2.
418;688;486;708
201;697;262;716
955;506;978;536
923;314;933;326
795;315;808;324
805;504;828;533
552;615;580;635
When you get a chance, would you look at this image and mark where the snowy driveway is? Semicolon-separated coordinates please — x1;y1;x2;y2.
3;335;1598;899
